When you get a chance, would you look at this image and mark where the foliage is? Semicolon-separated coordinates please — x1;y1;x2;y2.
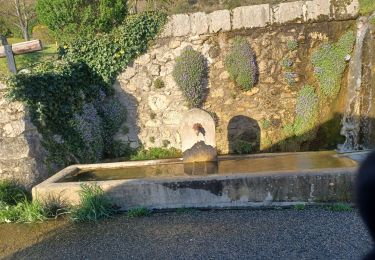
293;85;319;140
261;119;271;130
7;61;126;167
326;203;353;212
70;184;115;222
0;181;28;205
32;25;56;45
233;139;253;154
294;204;306;210
36;0;128;42
130;147;182;161
225;37;258;91
61;11;167;84
359;0;375;14
154;77;165;89
312;31;355;99
127;207;151;217
172;47;207;108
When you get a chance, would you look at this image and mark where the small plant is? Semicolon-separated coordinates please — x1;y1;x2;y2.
294;204;306;211
225;37;258;91
326;203;353;212
293;85;319;140
149;112;157;120
233;139;253;154
284;72;297;86
162;140;170;148
0;181;28;205
312;31;356;99
70;184;115;222
176;207;194;214
282;58;293;69
154;77;165;89
149;136;155;143
131;147;182;161
287;39;298;51
127;207;151;218
173;47;207;108
261;119;271;130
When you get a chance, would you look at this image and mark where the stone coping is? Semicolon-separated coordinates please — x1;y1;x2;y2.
160;0;359;38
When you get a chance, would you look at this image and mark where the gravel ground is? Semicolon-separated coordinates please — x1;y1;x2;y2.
1;208;373;260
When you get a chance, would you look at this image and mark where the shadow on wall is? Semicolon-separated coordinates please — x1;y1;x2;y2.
227;115;261;154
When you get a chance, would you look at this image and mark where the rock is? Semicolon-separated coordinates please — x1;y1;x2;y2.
172;14;190;37
232;5;270;29
246;87;260;96
208;46;220;58
121;66;136;80
149;64;161;76
305;0;332;21
219;71;230;80
272;1;304;24
135;54;151;66
169;40;181;49
190;12;209;35
208;10;231;33
148;94;169;111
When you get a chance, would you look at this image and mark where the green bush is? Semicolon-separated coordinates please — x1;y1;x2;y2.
131;147;182;161
62;11;167;84
312;31;355;99
233;139;253;154
359;0;375;14
0;181;28;205
225;37;258;91
36;0;128;42
326;203;352;212
32;25;56;45
287;39;298;51
70;184;115;222
173;47;207;108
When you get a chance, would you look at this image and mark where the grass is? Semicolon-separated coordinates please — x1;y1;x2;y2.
0;37;57;79
326;203;353;212
130;147;182;161
293;204;306;211
127;207;151;218
70;184;116;222
359;0;375;15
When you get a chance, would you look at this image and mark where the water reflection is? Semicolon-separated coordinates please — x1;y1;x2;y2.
59;151;358;182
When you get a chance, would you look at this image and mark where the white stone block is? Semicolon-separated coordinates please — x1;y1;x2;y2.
272;1;304;24
305;0;332;21
232;5;270;29
190;12;209;35
159;18;173;38
333;0;359;19
172;14;191;37
208;10;231;33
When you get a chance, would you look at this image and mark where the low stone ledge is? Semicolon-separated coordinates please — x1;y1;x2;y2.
208;10;231;33
272;1;304;24
305;0;332;21
172;14;191;37
190;12;209;35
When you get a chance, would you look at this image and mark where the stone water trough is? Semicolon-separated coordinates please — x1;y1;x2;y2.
32;109;366;209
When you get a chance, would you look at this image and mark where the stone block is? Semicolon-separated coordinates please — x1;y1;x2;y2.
190;12;209;35
333;0;359;20
172;14;191;37
208;10;231;33
232;5;270;29
0;137;31;160
305;0;332;21
159;18;173;38
272;1;304;24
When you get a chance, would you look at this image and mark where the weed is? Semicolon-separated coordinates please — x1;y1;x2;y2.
127;207;151;218
287;39;298;51
70;184;115;222
326;203;353;212
131;147;182;161
359;0;375;14
154;77;165;89
233;139;253;154
149;112;157;120
162;140;171;148
149;136;155;143
0;181;28;205
294;204;306;211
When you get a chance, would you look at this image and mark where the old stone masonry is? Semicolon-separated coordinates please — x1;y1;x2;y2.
114;0;359;153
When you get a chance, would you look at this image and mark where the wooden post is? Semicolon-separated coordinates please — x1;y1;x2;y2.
4;45;17;74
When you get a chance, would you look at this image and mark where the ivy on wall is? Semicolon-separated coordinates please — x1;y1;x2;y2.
6;11;167;168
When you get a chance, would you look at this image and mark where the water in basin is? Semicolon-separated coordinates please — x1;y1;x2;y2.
58;151;358;182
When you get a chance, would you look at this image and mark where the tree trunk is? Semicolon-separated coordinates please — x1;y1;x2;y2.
22;27;29;41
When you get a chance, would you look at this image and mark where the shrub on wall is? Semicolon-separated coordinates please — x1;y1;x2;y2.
311;31;355;99
293;85;319;140
172;47;207;108
359;0;375;14
225;37;258;91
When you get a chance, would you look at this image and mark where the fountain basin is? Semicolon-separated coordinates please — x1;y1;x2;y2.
32;151;362;210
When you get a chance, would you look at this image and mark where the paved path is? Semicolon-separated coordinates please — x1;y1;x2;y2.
0;208;373;259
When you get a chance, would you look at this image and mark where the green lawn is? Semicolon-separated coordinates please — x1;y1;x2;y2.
0;38;58;79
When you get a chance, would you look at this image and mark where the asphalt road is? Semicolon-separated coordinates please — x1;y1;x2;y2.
0;208;373;260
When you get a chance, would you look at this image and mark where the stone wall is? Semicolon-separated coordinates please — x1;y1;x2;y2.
0;83;47;187
114;0;359;154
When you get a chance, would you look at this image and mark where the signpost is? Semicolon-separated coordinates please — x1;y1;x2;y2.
0;36;43;74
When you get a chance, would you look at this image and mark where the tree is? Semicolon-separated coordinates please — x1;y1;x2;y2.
36;0;128;42
0;0;36;41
